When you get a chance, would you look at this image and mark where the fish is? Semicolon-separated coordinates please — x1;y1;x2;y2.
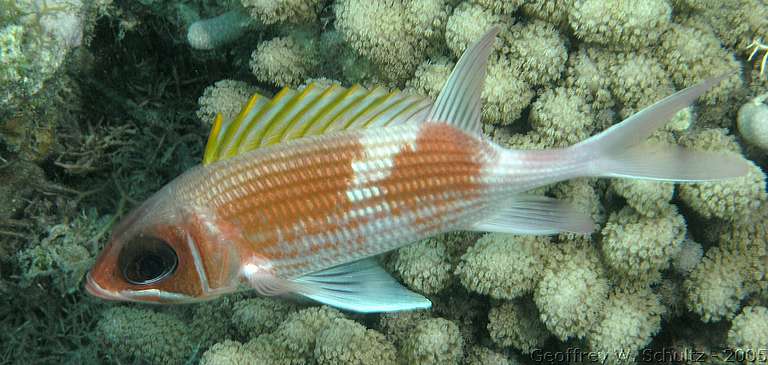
85;27;749;312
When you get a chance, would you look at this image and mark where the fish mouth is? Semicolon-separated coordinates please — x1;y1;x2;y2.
84;272;125;301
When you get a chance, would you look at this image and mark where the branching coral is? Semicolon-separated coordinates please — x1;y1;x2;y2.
569;47;695;131
658;24;743;107
250;31;320;88
488;298;550;354
668;0;715;12
521;0;575;26
497;20;567;87
404;58;454;98
671;239;704;275
445;2;501;59
314;317;397;365
528;86;595;147
244;306;344;363
335;0;450;84
240;0;322;25
197;80;261;126
588;287;665;365
550;178;605;244
97;307;195;365
429;292;487;350
677;129;767;221
238;306;407;364
316;30;378;86
231;297;298;339
564;47;616;113
464;346;516;365
200;340;259;365
610;179;675;217
482;58;534;125
601;206;686;283
377;310;433;348
657;277;687;320
456;234;549;300
697;0;768;52
400;318;464;365
190;295;242;348
9;0;768;362
406;0;452;41
684;247;753;322
469;0;522;16
534;242;609;340
392;236;453;295
568;0;672;49
727;306;768;360
606;52;673;118
715;204;768;257
15;209;107;295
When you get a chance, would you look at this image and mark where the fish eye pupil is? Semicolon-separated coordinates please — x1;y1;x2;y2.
119;236;178;285
134;254;165;280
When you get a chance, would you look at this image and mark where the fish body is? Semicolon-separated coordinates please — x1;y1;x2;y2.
86;28;749;312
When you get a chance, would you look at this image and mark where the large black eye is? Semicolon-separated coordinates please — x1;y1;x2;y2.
118;235;178;285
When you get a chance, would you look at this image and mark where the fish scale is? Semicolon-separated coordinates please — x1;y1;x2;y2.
183;123;497;278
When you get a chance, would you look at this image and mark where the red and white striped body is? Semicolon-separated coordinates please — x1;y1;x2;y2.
172;122;580;281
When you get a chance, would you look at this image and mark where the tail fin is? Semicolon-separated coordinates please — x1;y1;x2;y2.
573;74;750;182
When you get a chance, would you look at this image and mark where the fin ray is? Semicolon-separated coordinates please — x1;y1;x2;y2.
596;143;749;181
290;258;432;313
203;83;432;165
570;73;751;181
427;26;499;134
470;195;595;234
573;73;732;153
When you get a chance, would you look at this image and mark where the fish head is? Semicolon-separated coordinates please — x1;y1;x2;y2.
85;184;242;303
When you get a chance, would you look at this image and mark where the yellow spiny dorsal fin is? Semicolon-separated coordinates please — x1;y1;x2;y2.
202;82;433;165
203;113;225;165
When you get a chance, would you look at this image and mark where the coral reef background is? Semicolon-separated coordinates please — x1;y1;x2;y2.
1;0;767;364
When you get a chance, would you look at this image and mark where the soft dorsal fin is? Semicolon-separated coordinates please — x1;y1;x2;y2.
427;26;499;135
202;82;432;165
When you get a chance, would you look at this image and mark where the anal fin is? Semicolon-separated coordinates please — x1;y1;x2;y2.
290;258;432;313
470;195;595;235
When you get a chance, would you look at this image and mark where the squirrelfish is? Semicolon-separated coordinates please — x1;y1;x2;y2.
86;28;748;312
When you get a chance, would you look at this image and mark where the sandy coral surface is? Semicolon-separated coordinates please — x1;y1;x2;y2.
1;0;767;364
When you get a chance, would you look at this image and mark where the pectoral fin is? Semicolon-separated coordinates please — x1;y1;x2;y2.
290;258;432;313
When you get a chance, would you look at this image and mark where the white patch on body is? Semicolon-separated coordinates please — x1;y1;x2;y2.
349;127;419;188
477;144;508;187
